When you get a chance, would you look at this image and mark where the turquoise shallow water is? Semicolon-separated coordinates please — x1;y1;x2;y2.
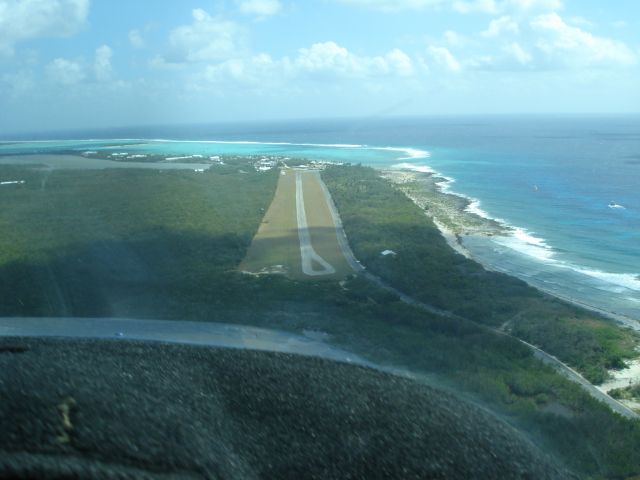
1;116;638;321
0;138;417;165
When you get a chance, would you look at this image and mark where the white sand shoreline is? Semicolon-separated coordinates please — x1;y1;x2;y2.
433;219;472;259
382;168;640;330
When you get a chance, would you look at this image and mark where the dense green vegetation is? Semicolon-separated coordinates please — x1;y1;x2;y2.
0;162;277;317
2;161;640;477
610;384;640;403
322;164;639;385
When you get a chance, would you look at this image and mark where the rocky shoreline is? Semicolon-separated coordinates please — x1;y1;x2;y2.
381;169;507;256
382;168;640;413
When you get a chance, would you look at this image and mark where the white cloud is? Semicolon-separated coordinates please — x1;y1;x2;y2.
336;0;444;11
201;53;290;89
295;42;353;73
42;45;116;86
453;0;498;14
482;15;519;37
148;55;185;70
236;0;282;16
465;54;495;69
455;0;562;14
0;0;89;56
466;11;635;71
94;45;112;82
385;48;414;76
295;41;414;78
505;0;561;11
531;13;636;67
464;42;533;70
503;42;532;65
444;30;467;47
196;41;416;91
163;9;245;64
428;46;462;72
337;0;561;13
566;16;594;28
46;57;85;85
129;29;144;49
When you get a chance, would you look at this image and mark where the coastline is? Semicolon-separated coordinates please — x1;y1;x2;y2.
4;139;638;341
381;168;640;330
382;167;640;412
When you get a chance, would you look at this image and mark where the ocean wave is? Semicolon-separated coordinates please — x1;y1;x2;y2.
32;139;430;162
433;175;457;195
101;144;149;149
463;197;512;227
303;143;363;148
0;138;141;143
464;199;493;220
511;227;553;250
484;231;640;292
389;160;508;227
373;147;430;160
608;202;626;210
492;228;556;262
486;226;640;291
390;160;558;266
415;164;639;294
150;140;433;161
150;139;364;148
436;175;456;185
390;162;435;174
567;266;640;292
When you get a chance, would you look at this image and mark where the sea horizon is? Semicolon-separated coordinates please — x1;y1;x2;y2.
2;112;640;142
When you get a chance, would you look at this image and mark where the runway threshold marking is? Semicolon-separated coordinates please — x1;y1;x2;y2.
296;171;336;277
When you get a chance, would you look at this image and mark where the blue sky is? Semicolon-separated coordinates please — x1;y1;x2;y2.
1;0;639;133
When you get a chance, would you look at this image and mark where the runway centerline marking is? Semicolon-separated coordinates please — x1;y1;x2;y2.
296;171;336;276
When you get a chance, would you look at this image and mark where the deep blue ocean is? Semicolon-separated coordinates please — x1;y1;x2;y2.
1;115;639;321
